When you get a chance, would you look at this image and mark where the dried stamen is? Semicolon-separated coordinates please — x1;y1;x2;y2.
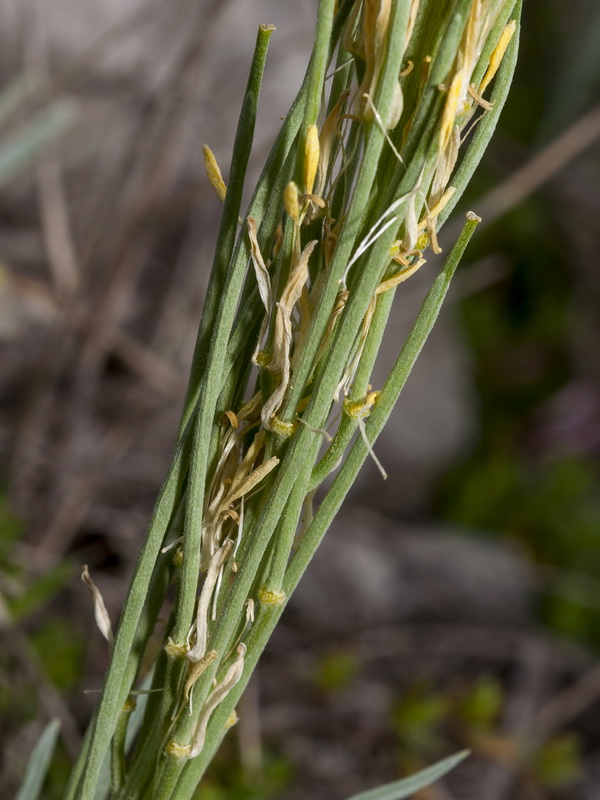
247;217;273;363
81;565;113;646
262;240;318;428
187;539;234;663
187;644;246;758
184;649;218;714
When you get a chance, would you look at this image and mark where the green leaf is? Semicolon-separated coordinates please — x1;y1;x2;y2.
343;751;469;800
15;718;60;800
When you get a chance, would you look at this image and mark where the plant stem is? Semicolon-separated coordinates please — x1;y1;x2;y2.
171;213;481;797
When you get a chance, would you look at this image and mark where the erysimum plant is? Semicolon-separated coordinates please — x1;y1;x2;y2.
22;1;523;799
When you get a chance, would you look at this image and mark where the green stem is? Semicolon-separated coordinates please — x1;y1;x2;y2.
66;3;522;798
309;288;396;491
289;214;481;589
67;459;184;800
438;0;523;225
158;1;417;763
110;697;135;795
173;24;274;646
176;26;275;438
295;0;336;187
171;214;481;797
263;465;311;594
147;6;346;793
280;0;414;427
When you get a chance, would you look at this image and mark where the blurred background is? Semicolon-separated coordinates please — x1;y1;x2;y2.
0;1;598;798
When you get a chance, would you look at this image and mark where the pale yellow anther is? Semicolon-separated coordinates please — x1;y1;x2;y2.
343;390;380;420
203;145;227;202
255;350;272;368
303;124;320;195
123;697;137;714
225;709;239;730
344;390;387;479
480;20;516;96
257;586;287;606
269;416;296;437
367;390;380;407
415;232;429;251
164;637;188;659
284;181;300;221
164;741;192;760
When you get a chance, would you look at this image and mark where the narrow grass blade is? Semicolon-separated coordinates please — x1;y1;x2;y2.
15;719;61;800
344;751;469;800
